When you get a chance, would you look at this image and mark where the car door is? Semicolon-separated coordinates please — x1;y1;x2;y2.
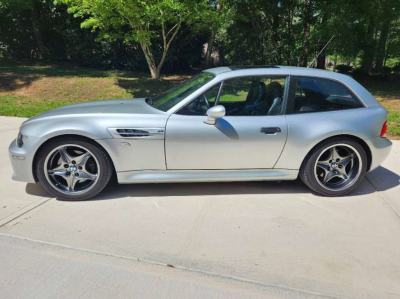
165;75;289;170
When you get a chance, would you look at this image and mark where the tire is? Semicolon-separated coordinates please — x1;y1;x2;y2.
300;137;368;197
36;137;113;201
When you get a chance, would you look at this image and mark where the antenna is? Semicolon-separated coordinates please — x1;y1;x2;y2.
307;35;335;68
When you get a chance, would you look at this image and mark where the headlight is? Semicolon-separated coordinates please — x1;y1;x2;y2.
16;133;28;148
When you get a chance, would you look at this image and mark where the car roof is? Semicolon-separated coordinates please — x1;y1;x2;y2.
205;65;345;78
204;66;358;87
202;66;381;108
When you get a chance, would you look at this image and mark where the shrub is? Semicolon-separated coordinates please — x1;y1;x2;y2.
392;64;400;74
336;64;353;74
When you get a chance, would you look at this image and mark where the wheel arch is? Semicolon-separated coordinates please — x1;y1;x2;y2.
301;134;372;172
32;134;116;182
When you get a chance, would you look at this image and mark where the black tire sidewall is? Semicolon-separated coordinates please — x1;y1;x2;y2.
300;138;368;196
36;137;112;201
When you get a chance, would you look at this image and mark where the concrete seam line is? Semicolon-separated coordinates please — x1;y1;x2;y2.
365;175;400;220
0;197;53;227
0;232;358;299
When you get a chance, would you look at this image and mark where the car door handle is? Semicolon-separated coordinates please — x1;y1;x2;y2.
260;127;281;134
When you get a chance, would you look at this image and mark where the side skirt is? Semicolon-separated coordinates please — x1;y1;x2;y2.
117;169;299;184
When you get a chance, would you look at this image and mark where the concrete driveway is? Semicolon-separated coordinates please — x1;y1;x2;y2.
0;116;399;299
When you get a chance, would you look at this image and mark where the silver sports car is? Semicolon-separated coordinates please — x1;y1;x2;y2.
9;66;392;200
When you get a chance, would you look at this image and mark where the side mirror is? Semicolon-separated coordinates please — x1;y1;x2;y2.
204;105;226;125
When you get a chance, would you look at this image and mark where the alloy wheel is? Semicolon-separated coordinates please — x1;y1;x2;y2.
314;144;362;192
44;144;100;195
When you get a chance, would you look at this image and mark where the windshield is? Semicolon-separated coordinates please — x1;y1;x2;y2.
149;72;215;111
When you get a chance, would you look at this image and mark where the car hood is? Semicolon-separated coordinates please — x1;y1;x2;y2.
20;98;169;139
25;98;163;122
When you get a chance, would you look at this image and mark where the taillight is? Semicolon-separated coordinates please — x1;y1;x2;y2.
380;121;387;138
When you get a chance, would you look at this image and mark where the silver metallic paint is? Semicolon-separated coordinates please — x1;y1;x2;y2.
96;139;166;171
9;66;392;186
165;114;288;169
117;169;299;184
204;105;226;125
9;136;41;183
274;106;389;170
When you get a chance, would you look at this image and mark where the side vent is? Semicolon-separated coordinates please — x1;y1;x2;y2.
116;129;150;137
108;127;164;139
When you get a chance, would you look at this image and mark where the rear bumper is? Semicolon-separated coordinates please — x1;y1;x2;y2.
9;137;42;183
366;136;392;171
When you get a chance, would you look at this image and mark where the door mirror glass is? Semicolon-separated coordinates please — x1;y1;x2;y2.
204;105;226;125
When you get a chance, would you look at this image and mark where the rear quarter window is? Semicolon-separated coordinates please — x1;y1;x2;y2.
288;77;363;114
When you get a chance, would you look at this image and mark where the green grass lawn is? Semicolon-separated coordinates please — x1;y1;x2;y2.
0;65;399;137
362;85;400;136
0;65;188;117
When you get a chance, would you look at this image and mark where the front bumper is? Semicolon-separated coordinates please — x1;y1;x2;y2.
9;136;42;183
365;136;392;171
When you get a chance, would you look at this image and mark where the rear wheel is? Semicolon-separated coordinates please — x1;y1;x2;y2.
300;137;367;196
36;137;113;200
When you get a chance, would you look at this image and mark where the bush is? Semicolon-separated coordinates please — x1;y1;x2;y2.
336;64;353;74
392;64;400;74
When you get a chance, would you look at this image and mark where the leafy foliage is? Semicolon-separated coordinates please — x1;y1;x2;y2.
0;0;400;77
56;0;208;78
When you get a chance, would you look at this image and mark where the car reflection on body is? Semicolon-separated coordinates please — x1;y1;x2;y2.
9;66;392;200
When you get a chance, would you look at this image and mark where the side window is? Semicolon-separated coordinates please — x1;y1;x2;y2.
177;83;220;116
290;77;363;114
217;76;287;116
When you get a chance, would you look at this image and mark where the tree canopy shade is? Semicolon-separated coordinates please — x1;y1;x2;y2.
57;0;207;79
1;0;400;77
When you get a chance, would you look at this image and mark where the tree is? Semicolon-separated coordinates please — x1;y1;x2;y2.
374;0;400;71
300;0;312;67
0;0;49;59
198;0;232;68
59;0;205;79
204;1;222;68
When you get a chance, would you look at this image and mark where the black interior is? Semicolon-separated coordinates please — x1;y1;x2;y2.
292;77;363;113
178;79;285;116
221;80;284;116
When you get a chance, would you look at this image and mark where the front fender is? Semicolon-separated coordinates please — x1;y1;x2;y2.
21;115;114;140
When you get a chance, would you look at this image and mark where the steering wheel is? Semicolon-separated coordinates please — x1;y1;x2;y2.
191;95;210;115
202;94;210;110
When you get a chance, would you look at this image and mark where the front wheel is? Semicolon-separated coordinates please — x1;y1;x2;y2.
300;138;367;196
36;137;113;201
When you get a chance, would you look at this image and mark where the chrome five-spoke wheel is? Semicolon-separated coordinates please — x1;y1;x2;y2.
314;144;362;191
300;138;367;196
45;145;100;194
37;138;113;200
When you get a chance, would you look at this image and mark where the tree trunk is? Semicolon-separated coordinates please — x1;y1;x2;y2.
316;13;329;70
139;20;181;80
271;0;280;63
31;0;47;60
333;52;337;71
375;22;390;72
205;29;216;68
140;43;160;79
286;8;292;65
316;53;326;69
150;67;160;80
361;18;376;73
300;0;312;67
204;3;221;68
